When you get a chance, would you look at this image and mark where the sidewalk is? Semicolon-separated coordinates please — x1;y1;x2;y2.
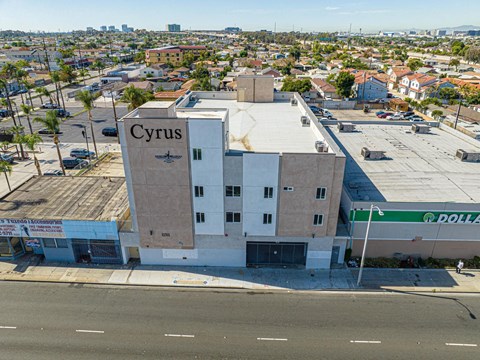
1;257;480;293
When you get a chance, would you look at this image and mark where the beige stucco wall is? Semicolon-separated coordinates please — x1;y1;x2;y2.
237;76;274;103
123;117;194;249
277;153;343;237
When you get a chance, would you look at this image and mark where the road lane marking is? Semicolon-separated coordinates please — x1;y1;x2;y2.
445;343;477;347
350;340;381;344
257;338;288;341
0;326;16;329
75;330;105;334
164;334;195;338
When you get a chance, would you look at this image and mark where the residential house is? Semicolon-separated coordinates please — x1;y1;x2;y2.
417;67;437;75
387;67;413;90
353;74;388;101
398;73;435;100
261;67;282;79
407;74;439;100
140;63;169;78
310;78;340;99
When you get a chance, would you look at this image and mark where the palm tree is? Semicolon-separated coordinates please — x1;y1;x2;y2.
20;104;34;134
22;80;35;107
0;79;18;126
35;86;46;104
78;68;89;85
10;125;26;160
121;85;154;111
50;71;65;109
77;90;98;157
22;133;43;176
33;110;65;175
0;160;12;192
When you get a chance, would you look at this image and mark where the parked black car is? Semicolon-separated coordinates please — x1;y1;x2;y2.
102;127;118;137
38;128;62;135
62;157;89;170
0;109;13;118
55;109;71;118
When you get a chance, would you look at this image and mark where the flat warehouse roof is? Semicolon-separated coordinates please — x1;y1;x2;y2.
326;124;480;203
188;99;319;153
0;176;129;221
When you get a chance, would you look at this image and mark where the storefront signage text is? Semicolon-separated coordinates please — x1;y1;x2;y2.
349;210;480;224
130;124;182;142
0;219;66;238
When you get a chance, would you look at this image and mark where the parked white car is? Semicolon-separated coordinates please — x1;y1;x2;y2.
387;114;404;120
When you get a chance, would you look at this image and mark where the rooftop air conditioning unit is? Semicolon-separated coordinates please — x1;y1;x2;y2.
361;147;385;160
290;98;298;106
411;124;431;134
315;140;328;153
338;122;356;132
190;95;197;101
300;116;310;126
456;149;480;162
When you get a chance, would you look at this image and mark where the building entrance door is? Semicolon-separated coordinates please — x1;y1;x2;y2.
246;242;307;268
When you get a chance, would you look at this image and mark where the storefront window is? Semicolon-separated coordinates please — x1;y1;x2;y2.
43;238;56;248
10;237;24;255
0;238;11;256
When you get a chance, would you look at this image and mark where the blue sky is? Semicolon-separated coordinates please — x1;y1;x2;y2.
0;0;478;33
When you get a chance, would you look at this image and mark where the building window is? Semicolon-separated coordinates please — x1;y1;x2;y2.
226;185;241;197
313;214;324;226
193;148;202;160
43;238;68;248
316;187;327;200
226;212;241;223
196;212;205;223
194;186;204;198
283;186;294;192
263;213;272;224
264;187;273;198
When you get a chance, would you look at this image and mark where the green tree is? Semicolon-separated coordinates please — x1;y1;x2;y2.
334;72;355;98
464;46;480;64
59;64;77;84
121;86;154;111
20;104;34;134
77;90;99;158
0;78;18;126
22;133;43;176
449;58;460;71
239;50;248;58
33;110;65;175
78;68;89;85
50;71;65;109
407;58;424;71
439;87;458;101
289;46;301;61
9;125;26;160
280;77;311;93
431;110;444;121
0;160;12;192
134;52;146;64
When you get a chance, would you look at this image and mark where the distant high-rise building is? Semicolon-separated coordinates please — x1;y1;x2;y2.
467;30;480;36
122;24;128;32
100;25;107;32
225;27;242;33
86;27;94;32
108;25;116;32
166;24;181;32
436;30;447;36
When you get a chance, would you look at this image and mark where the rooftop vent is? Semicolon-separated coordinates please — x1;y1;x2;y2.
290;98;298;106
456;149;480;162
315;140;328;153
361;147;386;160
300;116;310;126
338;122;356;132
411;124;431;134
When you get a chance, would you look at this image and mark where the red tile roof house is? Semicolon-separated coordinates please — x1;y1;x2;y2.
310;78;340;99
398;73;437;100
387;67;413;90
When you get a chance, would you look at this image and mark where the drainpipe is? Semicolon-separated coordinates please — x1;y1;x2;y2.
349;208;357;250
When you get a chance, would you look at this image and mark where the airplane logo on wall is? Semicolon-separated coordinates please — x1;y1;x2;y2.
155;151;182;163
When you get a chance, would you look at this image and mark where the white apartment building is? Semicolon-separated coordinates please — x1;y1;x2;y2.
118;76;346;269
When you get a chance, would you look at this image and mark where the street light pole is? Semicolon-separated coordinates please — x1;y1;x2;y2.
357;204;384;287
81;124;92;165
110;90;120;144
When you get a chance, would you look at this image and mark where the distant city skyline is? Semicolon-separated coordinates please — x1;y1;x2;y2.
0;0;479;33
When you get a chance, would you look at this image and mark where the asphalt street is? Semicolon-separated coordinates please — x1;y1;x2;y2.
0;282;479;359
1;105;128;144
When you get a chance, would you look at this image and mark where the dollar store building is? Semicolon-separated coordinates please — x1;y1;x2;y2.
325;120;480;260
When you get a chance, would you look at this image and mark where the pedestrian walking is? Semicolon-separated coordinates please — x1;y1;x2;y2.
456;260;464;274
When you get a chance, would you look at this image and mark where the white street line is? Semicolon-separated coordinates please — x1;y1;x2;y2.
164;334;195;338
75;330;105;334
0;326;16;329
350;340;381;344
257;338;288;341
445;343;477;347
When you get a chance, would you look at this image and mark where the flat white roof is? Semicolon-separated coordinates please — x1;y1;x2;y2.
326;123;480;203
188;98;319;153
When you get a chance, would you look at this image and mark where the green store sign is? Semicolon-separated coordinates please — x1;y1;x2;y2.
349;210;480;224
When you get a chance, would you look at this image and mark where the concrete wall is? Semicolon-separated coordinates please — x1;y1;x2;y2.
277;153;339;238
223;156;243;237
123;116;194;249
43;242;75;262
237;76;274;103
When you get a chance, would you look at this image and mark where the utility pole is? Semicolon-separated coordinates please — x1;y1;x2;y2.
111;90;119;144
454;94;462;129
